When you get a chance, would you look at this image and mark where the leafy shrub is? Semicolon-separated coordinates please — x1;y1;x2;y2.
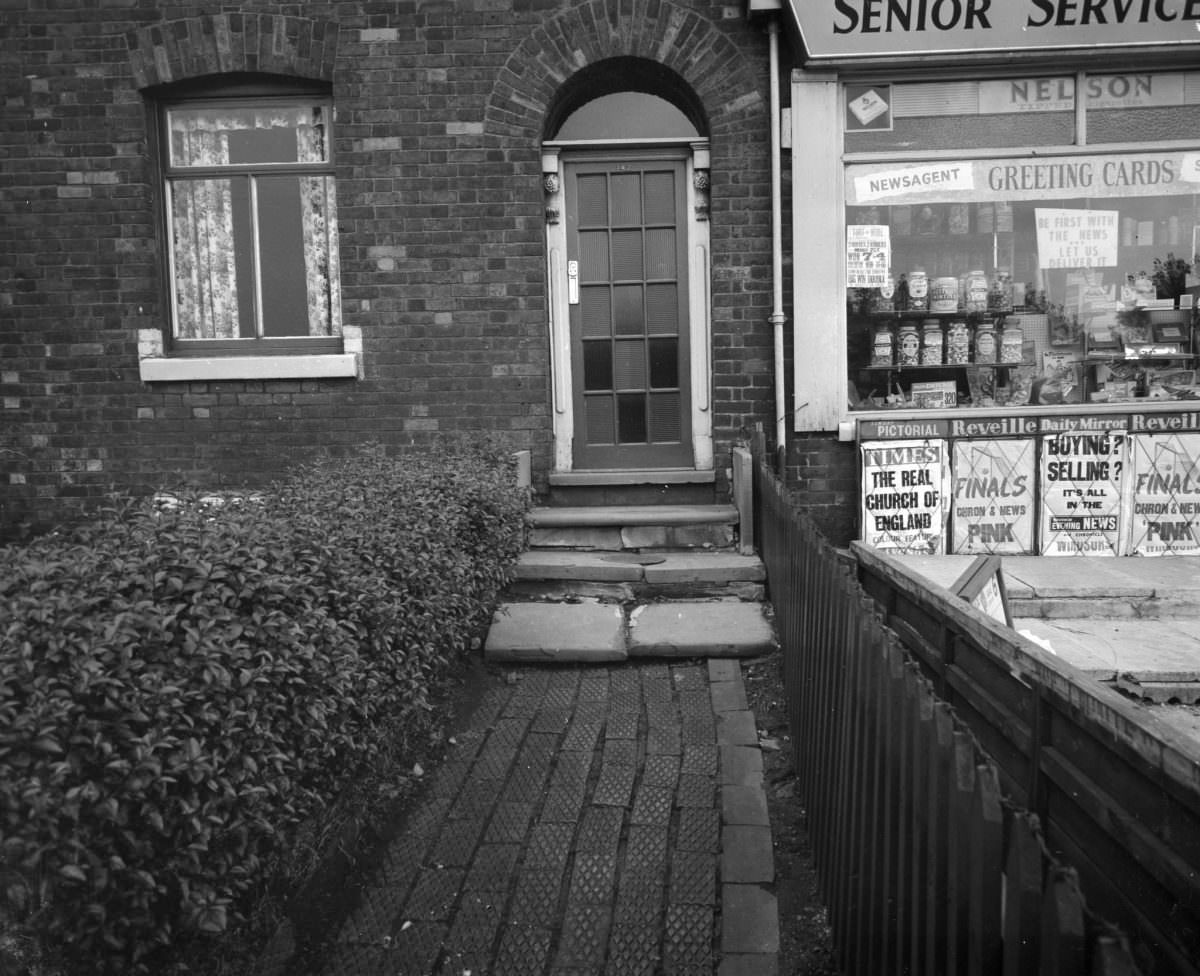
0;442;528;974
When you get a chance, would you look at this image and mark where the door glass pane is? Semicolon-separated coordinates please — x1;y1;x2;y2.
583;341;612;391
577;173;608;225
614;340;646;389
618;394;647;443
649;338;678;388
579;230;610;281
645;284;678;335
586;397;614;445
613;285;643;335
611;230;643;280
645;228;676;279
555;93;699;141
649;392;681;442
643;171;676;224
611;173;642;226
581;286;612;338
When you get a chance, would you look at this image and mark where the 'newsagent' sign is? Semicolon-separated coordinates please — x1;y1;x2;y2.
861;439;947;554
1127;433;1200;555
1039;430;1127;555
951;439;1036;554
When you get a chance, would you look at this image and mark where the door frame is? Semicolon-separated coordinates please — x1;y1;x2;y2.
542;138;712;474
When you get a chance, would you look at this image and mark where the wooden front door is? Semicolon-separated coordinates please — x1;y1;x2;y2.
564;154;692;469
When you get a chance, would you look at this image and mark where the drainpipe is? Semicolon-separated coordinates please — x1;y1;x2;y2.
767;16;788;470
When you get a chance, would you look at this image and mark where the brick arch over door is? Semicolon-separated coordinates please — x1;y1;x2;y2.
482;1;765;146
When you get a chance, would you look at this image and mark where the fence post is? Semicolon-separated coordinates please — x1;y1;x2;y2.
1039;867;1087;975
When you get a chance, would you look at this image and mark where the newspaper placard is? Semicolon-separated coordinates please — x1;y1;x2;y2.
951;439;1036;554
1126;433;1200;556
1039;430;1127;555
861;439;947;554
846;224;890;288
1034;209;1119;269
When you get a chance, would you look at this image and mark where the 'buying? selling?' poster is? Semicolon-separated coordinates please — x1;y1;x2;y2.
1126;433;1200;556
1039;428;1127;556
951;439;1036;554
861;439;947;554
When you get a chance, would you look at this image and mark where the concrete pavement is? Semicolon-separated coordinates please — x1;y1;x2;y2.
286;658;780;976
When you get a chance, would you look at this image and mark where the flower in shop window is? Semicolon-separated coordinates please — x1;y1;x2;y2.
162;95;341;349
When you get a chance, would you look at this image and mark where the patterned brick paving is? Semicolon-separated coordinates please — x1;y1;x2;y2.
295;660;777;976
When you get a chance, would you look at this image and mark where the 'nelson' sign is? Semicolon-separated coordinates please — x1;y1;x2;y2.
788;0;1200;62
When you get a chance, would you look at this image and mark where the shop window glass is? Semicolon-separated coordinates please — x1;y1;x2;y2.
845;73;1200;414
162;97;341;352
1086;72;1200;144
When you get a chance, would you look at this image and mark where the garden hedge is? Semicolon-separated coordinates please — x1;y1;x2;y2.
0;442;529;975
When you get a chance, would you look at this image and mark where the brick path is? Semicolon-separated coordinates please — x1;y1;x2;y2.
315;659;779;976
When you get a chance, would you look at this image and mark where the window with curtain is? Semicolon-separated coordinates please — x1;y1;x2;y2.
162;95;341;351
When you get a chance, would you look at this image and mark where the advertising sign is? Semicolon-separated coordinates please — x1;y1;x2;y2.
846;224;891;288
1034;209;1119;270
861;439;948;554
848;150;1200;206
789;1;1200;63
1126;433;1200;555
951;439;1036;554
1039;430;1127;555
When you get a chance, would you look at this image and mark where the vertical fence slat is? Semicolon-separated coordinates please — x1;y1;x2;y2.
947;730;976;975
969;760;1004;976
908;670;932;976
925;703;954;976
1091;934;1143;976
1039;867;1087;975
1003;810;1044;976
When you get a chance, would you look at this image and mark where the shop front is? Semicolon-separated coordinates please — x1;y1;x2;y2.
785;2;1200;555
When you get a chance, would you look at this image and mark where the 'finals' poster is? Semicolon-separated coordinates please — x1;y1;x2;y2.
861;439;948;554
951;439;1036;554
1126;433;1200;556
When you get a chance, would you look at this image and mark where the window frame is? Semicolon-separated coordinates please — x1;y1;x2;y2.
154;79;342;358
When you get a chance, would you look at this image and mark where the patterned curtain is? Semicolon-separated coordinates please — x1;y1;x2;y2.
295;120;340;337
170;126;237;339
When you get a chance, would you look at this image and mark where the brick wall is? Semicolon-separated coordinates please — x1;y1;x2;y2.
0;1;790;540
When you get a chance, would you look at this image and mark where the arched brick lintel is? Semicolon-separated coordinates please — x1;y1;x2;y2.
126;14;339;90
484;0;764;145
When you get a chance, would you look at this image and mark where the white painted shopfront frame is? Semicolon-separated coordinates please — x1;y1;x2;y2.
541;139;713;474
789;66;1200;436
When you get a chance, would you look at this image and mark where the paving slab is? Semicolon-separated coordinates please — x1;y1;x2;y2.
628;601;776;658
484;602;626;663
1014;617;1200;681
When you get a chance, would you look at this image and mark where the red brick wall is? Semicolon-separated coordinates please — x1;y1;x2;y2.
0;2;787;540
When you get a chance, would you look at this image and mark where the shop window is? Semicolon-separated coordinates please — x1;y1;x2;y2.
157;84;342;357
845;71;1200;413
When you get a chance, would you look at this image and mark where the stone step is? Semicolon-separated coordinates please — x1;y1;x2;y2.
526;504;739;551
483;599;777;664
505;549;767;602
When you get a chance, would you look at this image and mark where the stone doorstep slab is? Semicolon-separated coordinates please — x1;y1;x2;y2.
483;602;626;664
483;600;777;663
628;602;777;659
528;504;738;527
514;549;766;584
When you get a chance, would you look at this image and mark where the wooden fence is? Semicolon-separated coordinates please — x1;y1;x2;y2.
753;450;1200;975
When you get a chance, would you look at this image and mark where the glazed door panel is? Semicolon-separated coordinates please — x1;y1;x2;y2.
565;157;692;469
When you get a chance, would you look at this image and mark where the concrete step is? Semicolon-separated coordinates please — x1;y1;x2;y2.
505;549;767;602
526;504;739;551
483;599;778;664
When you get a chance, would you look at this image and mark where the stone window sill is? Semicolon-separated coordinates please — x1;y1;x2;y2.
139;354;359;383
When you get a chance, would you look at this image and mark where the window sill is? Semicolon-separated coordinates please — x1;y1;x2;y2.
139;353;358;382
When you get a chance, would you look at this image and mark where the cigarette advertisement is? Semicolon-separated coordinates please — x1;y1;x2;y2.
1039;430;1127;556
861;439;947;554
1126;433;1200;556
951;439;1036;554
